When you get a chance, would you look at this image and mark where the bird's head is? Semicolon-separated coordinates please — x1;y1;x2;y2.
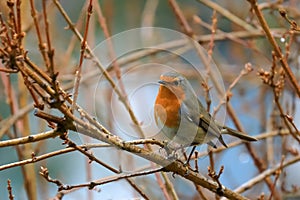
158;71;190;100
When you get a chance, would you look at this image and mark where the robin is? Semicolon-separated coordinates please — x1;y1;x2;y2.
154;71;257;149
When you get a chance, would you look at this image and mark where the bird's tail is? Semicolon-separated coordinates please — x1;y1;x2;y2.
222;127;257;142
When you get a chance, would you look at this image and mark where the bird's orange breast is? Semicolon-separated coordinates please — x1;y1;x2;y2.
154;86;182;127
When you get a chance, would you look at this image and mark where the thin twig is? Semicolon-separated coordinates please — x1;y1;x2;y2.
162;172;179;200
167;1;271;197
42;0;55;77
197;0;256;31
29;0;49;68
7;179;14;200
40;162;161;195
71;0;93;112
235;155;300;193
268;156;285;200
248;0;300;97
53;0;147;139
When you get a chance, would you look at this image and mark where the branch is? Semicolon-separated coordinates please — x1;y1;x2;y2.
247;0;300;97
235;155;300;193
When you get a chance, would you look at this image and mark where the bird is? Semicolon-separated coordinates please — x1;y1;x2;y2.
154;71;257;149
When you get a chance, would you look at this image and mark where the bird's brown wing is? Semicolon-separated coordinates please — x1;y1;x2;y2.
181;100;228;147
198;113;228;148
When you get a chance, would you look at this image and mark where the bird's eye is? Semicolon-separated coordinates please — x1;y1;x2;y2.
173;80;179;86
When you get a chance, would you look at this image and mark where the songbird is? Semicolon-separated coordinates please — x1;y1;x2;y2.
154;71;257;149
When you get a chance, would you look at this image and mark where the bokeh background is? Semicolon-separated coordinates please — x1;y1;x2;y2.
0;0;300;199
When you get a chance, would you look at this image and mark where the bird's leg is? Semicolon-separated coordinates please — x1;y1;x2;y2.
160;141;179;161
185;146;197;166
164;144;173;156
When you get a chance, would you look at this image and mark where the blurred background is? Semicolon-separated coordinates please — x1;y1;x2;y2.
0;0;300;199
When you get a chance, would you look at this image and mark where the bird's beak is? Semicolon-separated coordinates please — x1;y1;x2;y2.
158;80;166;85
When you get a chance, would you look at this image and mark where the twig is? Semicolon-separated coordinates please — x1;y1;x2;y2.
41;166;163;191
213;63;253;116
40;166;63;187
53;0;147;139
105;28;291;72
167;1;270;197
62;136;120;173
7;179;14;200
162;172;179;200
248;0;300;97
0;103;33;138
268;156;285;200
258;53;300;142
154;172;171;200
60;5;86;69
197;0;256;31
0;129;59;148
42;0;55;77
195;184;209;200
235;155;300;193
208;166;225;196
0;67;18;73
193;151;209;199
94;1;125;95
0;143;110;171
279;9;300;32
141;0;159;28
208;10;217;56
29;0;48;67
71;0;93;112
193;15;271;62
